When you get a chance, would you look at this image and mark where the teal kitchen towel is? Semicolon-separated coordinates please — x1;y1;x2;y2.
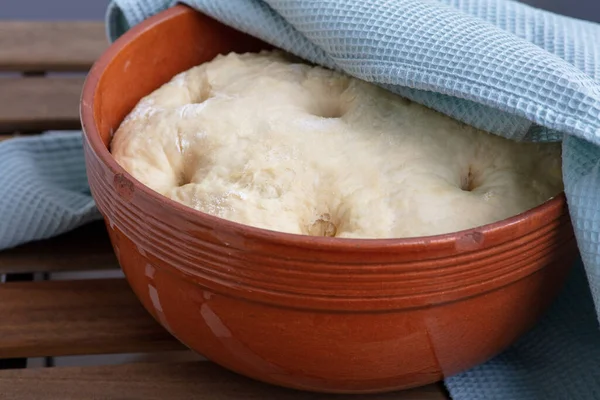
0;132;100;250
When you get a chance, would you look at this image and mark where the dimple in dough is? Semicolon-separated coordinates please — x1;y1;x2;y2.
111;51;563;239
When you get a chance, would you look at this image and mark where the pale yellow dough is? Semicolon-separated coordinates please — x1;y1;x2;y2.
111;51;563;239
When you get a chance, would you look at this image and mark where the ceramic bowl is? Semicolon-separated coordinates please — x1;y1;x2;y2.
81;5;578;394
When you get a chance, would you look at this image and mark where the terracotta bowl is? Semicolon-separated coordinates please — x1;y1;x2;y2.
81;4;578;394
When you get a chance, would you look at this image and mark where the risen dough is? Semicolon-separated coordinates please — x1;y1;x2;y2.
111;51;563;239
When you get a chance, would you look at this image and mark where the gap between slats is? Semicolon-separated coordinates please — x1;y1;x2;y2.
0;361;449;400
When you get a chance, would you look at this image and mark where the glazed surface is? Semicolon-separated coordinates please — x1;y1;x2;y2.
84;7;577;393
111;51;563;238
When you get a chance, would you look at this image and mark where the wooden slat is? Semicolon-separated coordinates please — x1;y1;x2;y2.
0;76;85;133
0;278;183;358
0;221;118;274
0;362;448;399
0;21;107;72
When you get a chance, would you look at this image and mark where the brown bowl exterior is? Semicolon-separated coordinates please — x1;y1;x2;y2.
81;5;578;394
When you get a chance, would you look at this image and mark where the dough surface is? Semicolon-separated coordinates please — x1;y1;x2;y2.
111;51;563;239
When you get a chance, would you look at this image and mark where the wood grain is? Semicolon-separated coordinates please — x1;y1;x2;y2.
0;77;85;133
0;21;106;72
0;278;183;358
0;362;449;399
0;221;118;274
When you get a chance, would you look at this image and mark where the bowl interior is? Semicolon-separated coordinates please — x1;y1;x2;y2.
90;7;268;150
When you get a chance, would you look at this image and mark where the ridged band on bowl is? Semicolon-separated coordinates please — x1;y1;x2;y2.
81;5;577;312
85;144;575;311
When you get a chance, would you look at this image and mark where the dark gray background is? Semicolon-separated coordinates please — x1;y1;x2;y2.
1;0;110;20
0;0;598;23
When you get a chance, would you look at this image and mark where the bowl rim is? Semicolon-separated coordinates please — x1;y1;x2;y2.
80;4;568;252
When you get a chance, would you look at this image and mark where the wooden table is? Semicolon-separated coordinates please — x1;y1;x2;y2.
0;21;450;399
